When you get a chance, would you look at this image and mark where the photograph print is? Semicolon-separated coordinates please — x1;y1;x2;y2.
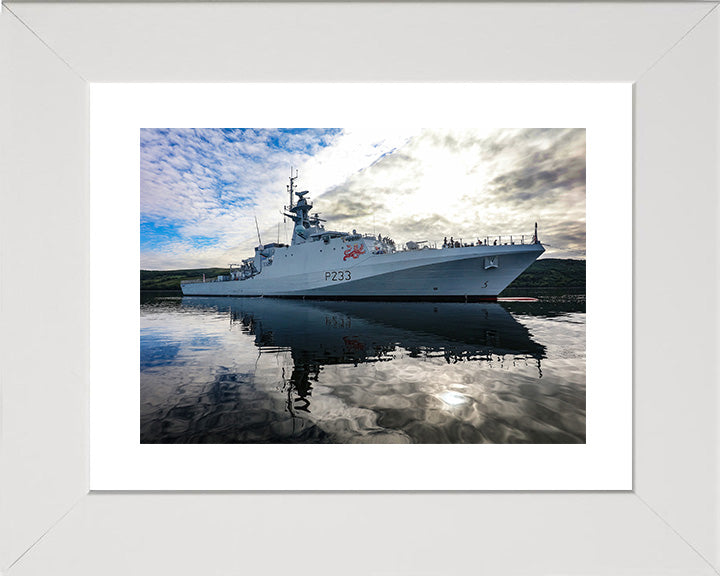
140;128;586;444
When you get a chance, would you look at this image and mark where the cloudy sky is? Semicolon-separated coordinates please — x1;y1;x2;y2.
141;128;585;270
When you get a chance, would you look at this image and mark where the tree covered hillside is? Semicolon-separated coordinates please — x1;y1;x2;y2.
506;258;585;289
140;268;230;291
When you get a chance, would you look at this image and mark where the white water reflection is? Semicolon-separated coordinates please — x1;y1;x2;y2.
141;296;585;443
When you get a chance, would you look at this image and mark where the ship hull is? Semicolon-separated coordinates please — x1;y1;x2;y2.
182;242;545;300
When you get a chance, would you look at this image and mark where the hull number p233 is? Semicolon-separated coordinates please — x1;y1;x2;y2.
325;270;352;281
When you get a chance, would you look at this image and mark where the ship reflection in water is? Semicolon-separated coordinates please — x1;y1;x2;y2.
141;295;586;444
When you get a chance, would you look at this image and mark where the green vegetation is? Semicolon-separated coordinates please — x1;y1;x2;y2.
140;258;585;293
505;258;585;289
140;268;230;291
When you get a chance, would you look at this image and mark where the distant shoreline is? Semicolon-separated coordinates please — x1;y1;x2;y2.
140;258;586;293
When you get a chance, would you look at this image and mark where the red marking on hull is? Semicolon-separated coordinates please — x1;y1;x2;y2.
343;243;366;261
497;297;539;302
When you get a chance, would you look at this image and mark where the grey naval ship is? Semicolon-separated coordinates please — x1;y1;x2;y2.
181;172;545;301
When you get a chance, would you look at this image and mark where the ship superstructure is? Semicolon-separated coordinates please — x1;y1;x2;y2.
181;172;545;300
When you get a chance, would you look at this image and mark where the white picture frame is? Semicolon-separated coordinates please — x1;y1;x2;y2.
90;83;630;491
1;2;718;574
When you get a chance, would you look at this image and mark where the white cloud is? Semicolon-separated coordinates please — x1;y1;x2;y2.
141;128;585;269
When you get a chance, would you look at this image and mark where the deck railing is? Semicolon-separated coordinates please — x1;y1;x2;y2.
442;233;539;248
181;277;230;285
181;274;240;286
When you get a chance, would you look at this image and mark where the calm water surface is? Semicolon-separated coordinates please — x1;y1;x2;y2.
141;294;585;443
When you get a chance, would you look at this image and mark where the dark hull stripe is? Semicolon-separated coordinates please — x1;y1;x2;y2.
182;294;499;302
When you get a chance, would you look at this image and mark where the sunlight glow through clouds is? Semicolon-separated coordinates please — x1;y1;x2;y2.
141;128;585;269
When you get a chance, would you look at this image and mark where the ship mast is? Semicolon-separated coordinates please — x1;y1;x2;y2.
287;167;298;210
281;169;325;245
